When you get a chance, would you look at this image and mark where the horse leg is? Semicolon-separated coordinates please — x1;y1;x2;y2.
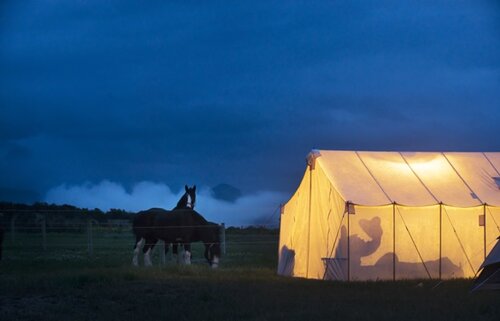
172;243;182;264
204;244;219;268
164;242;170;262
183;243;192;265
204;245;210;264
132;236;145;267
143;238;157;267
175;243;186;264
211;248;219;269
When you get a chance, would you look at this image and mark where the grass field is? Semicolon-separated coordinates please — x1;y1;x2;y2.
1;230;499;321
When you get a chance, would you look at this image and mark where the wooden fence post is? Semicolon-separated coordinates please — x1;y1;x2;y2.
220;223;226;255
160;241;166;265
87;219;93;257
10;214;17;243
41;214;47;251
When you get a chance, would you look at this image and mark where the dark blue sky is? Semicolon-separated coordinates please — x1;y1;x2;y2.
1;1;499;220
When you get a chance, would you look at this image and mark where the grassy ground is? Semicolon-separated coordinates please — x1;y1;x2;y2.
1;231;499;321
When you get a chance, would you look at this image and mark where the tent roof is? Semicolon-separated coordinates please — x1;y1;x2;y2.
314;150;500;207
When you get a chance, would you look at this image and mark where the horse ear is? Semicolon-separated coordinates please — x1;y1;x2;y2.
193;185;196;191
185;185;188;192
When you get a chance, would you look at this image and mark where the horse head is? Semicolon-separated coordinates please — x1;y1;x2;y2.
176;185;196;210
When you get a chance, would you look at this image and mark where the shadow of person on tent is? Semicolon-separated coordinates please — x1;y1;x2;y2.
337;217;383;266
278;245;295;276
336;216;463;279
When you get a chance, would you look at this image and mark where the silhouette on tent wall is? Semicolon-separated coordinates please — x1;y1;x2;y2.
278;246;295;276
325;216;463;280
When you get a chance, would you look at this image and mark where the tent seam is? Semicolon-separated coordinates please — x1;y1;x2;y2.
399;152;439;203
355;151;392;203
441;152;483;205
483;152;500;177
486;206;500;233
442;205;476;275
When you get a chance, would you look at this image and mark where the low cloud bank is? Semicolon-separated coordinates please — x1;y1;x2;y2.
45;181;286;226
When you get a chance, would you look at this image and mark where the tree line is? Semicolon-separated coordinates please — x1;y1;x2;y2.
0;202;134;232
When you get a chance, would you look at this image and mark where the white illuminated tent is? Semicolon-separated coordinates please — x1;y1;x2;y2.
278;150;500;281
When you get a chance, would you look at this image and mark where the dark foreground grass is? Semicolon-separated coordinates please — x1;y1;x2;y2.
1;232;499;321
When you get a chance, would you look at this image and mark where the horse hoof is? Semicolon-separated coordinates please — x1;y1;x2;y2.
211;256;219;269
183;251;192;265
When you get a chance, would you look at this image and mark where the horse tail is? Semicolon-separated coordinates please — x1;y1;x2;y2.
132;215;140;236
132;212;149;239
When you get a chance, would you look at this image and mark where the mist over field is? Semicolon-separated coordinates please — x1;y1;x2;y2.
45;181;286;226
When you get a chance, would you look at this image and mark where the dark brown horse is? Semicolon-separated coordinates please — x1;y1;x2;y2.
170;185;196;257
132;185;196;263
132;208;220;267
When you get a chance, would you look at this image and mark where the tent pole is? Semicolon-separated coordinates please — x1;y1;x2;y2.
439;202;442;280
306;165;312;278
483;203;487;259
347;202;350;282
393;202;396;281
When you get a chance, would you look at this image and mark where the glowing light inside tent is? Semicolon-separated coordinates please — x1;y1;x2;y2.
386;154;447;175
406;156;449;173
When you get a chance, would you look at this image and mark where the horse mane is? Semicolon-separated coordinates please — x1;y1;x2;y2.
174;194;188;209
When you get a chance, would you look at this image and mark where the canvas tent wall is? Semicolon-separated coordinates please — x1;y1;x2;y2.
278;150;500;281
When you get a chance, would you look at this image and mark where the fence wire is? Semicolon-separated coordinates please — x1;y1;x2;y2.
1;223;279;260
